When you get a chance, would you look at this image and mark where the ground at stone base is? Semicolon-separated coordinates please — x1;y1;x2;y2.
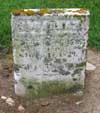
0;49;100;113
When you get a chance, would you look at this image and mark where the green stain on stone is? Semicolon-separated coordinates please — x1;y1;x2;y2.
66;83;83;93
73;15;83;21
20;77;83;99
76;62;86;67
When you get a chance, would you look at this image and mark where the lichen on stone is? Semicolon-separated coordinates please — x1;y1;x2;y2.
24;10;35;16
72;8;88;13
12;9;35;16
12;8;89;16
38;8;49;15
12;9;24;15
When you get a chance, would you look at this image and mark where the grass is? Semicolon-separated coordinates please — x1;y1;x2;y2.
0;0;100;49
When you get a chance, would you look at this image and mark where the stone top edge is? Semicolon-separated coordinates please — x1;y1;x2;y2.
11;8;90;16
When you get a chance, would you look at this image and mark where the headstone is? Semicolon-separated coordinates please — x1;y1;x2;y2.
11;8;90;98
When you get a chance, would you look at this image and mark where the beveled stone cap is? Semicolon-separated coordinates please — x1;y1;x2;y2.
12;8;90;16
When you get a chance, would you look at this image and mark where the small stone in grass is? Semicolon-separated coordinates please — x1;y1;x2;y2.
41;101;49;107
74;91;83;96
75;101;82;105
86;62;96;71
6;97;15;106
18;105;25;112
1;96;7;100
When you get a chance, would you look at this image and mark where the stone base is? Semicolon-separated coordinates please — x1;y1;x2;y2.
15;76;84;98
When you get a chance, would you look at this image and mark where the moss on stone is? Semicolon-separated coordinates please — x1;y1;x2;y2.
76;62;86;67
20;77;83;98
73;14;86;23
66;83;83;93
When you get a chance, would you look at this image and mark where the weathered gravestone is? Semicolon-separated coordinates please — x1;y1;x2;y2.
11;8;89;98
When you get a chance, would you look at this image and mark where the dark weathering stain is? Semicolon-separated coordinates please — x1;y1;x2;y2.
62;58;67;62
55;23;58;28
52;69;58;72
35;52;40;60
44;57;50;64
72;69;82;76
45;40;50;46
19;53;24;57
58;65;70;75
59;69;70;75
27;85;33;89
14;64;21;72
73;78;77;81
54;58;61;64
21;41;25;45
34;42;40;46
24;64;30;70
62;23;66;29
46;24;50;34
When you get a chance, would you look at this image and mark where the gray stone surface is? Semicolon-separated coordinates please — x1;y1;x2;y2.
11;8;89;98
